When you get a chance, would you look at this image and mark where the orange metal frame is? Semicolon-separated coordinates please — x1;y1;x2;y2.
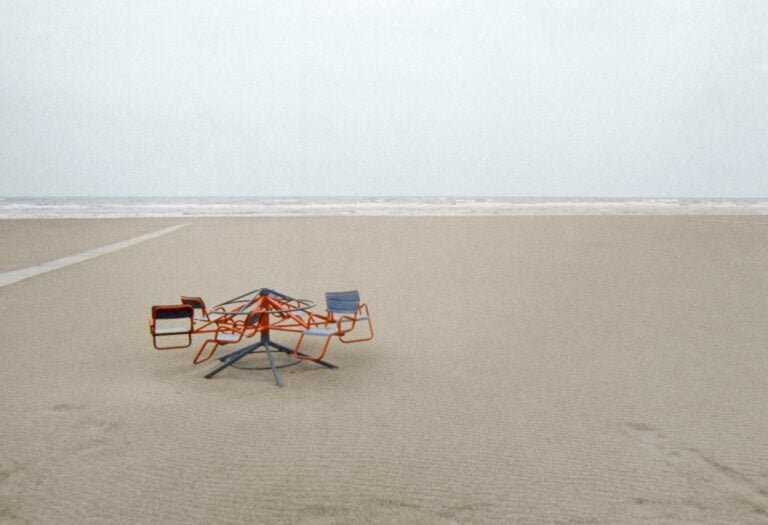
192;309;263;364
149;288;373;368
292;303;374;362
149;304;194;350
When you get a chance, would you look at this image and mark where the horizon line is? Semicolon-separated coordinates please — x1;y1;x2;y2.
2;195;767;200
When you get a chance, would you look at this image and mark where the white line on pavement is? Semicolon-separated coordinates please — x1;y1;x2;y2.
0;223;188;288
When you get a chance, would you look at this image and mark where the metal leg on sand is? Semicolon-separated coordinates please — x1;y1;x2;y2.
204;334;336;385
204;334;285;386
204;341;264;379
270;340;339;369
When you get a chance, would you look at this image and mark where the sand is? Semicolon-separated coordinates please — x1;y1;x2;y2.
1;216;767;523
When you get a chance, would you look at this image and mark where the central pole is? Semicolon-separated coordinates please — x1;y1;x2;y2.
256;290;271;337
257;290;282;385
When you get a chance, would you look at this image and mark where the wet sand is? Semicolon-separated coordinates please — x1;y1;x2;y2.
1;216;767;523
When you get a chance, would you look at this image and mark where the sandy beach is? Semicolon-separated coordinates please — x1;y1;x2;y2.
1;216;767;524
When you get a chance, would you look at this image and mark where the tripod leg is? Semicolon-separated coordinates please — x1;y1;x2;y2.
264;345;282;387
270;340;295;354
205;342;262;379
271;340;338;369
217;341;260;362
297;352;338;369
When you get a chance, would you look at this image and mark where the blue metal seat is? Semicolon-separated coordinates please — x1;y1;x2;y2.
293;291;374;362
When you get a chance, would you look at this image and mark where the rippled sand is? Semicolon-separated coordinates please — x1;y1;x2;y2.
1;216;767;523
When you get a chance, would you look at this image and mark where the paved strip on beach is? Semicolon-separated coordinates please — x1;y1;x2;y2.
0;223;187;288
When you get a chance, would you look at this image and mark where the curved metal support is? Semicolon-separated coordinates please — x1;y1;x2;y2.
292;332;335;363
193;339;219;364
339;304;374;343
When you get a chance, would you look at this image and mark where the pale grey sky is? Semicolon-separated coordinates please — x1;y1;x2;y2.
1;1;767;197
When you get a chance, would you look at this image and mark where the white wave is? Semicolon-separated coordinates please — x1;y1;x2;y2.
1;197;767;218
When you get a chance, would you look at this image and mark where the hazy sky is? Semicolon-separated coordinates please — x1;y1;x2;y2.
1;1;767;197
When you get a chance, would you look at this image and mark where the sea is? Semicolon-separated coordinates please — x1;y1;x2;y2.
1;196;767;219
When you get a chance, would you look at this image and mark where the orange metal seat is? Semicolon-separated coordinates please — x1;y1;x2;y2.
149;305;194;350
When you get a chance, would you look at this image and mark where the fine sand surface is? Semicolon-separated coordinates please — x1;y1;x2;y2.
1;216;767;524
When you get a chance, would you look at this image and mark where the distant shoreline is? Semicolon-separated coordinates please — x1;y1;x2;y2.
1;196;767;219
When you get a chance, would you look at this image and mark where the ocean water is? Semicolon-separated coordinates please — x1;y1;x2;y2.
0;196;767;219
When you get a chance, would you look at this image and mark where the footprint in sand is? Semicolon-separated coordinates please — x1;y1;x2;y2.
622;421;768;519
623;422;666;446
51;403;86;412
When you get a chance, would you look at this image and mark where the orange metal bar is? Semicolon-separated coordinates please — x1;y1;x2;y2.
149;304;194;350
192;308;264;364
339;303;374;343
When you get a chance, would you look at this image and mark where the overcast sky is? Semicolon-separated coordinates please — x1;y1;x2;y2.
1;1;767;197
